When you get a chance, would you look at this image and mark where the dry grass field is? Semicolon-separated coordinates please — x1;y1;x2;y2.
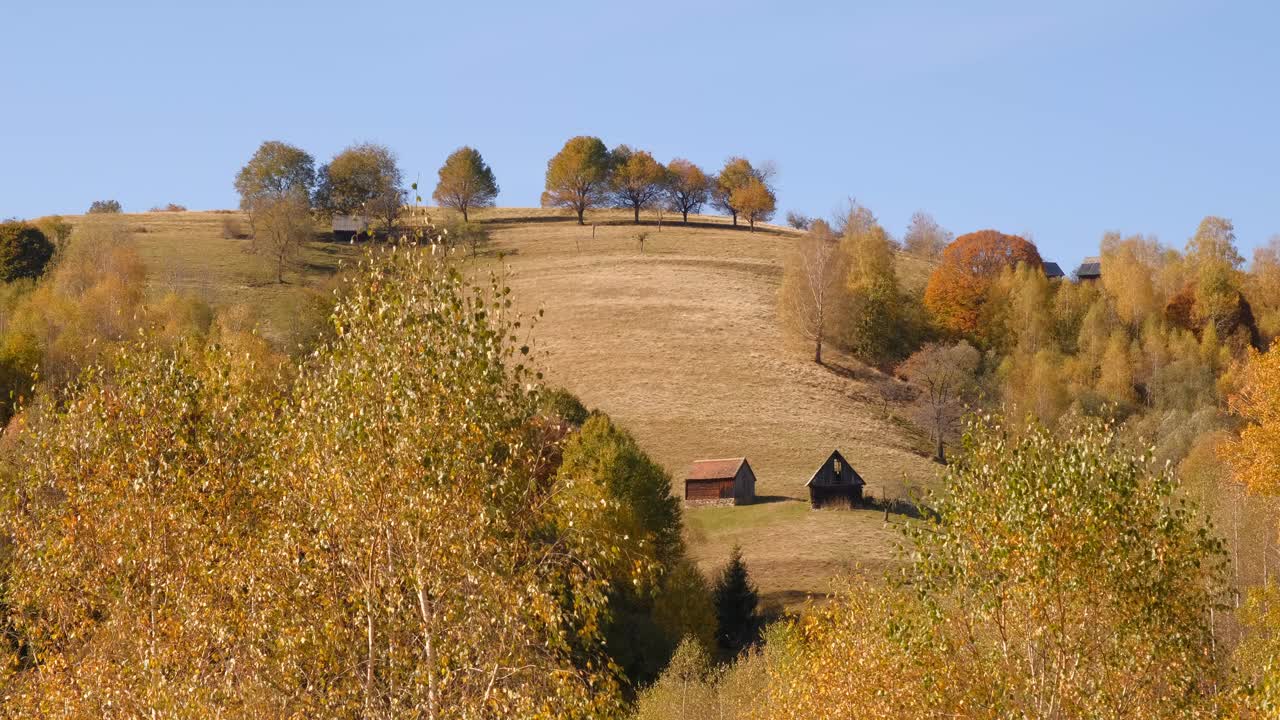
61;210;367;346
67;206;942;606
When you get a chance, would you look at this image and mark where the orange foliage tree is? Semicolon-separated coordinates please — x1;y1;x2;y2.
1223;343;1280;497
923;229;1042;337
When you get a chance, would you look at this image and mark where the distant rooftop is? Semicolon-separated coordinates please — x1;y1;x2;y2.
1075;256;1102;279
1043;261;1065;278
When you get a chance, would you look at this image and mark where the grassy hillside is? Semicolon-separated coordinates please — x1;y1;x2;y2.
79;207;942;606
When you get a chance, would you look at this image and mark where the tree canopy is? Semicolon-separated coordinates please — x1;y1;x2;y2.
665;158;711;223
713;157;769;227
432;146;499;221
924;229;1043;338
234;140;316;210
608;146;667;224
315;143;404;227
0;221;55;282
541;136;611;225
730;178;776;232
0;244;645;717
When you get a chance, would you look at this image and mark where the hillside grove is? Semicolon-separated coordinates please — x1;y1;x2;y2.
2;136;1280;717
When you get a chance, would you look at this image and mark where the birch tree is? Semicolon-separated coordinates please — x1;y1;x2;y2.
779;220;847;364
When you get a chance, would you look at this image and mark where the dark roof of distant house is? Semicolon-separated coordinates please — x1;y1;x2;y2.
1076;256;1102;278
1043;261;1065;278
686;458;748;480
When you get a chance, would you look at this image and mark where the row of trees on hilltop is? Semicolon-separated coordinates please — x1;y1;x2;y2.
542;136;778;229
236;137;781;236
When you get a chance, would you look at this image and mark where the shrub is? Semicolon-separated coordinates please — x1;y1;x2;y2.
0;221;55;282
149;203;187;212
221;216;247;239
87;199;122;214
34;215;73;252
540;386;589;425
785;210;812;230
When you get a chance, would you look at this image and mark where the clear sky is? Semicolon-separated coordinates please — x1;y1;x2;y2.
3;0;1277;270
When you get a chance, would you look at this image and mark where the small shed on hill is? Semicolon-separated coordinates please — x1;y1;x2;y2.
806;450;865;508
685;458;756;506
332;215;369;241
1075;256;1102;281
1043;261;1065;279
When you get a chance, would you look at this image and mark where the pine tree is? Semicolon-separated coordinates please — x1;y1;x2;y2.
713;545;760;657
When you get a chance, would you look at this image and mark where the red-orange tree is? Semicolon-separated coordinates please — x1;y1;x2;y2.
923;229;1042;337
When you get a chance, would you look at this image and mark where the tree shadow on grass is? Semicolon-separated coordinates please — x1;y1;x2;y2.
750;494;797;505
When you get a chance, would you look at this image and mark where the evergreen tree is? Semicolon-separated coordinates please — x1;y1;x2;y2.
713;545;760;657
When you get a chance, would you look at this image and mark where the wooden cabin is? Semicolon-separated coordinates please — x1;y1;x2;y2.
1075;256;1102;282
684;458;756;506
806;450;865;508
1042;261;1065;279
332;214;369;241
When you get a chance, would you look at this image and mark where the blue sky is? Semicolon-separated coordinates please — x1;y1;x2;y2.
2;0;1277;270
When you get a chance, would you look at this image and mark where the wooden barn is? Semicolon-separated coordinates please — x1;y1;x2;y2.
806;450;865;508
1075;256;1102;282
332;214;369;241
684;457;756;506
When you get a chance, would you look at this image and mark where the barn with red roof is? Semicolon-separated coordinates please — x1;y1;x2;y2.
684;457;756;506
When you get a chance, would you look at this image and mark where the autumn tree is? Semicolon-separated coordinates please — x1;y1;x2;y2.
315;142;404;232
753;418;1229;718
541;135;611;224
608;146;666;224
730;178;776;232
1099;231;1170;327
840;205;912;364
631;636;717;720
272;248;646;716
902;211;952;257
1;340;286;716
898;341;980;462
1223;343;1280;497
431;146;499;221
923;229;1042;338
665;159;711;224
0;221;55;282
1247;235;1280;341
996;348;1072;426
0;244;649;717
779;220;847;364
1187;215;1245;334
712;157;770;226
902;417;1227;717
557;412;689;685
234;140;316;211
249;195;312;283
